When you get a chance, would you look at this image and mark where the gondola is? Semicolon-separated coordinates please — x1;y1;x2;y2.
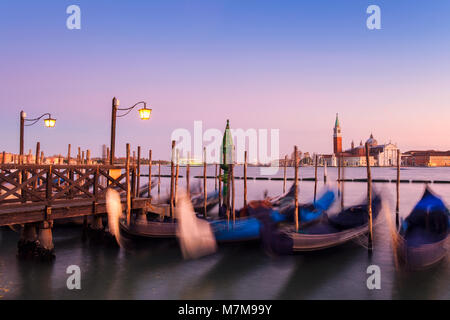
212;188;336;242
395;187;450;270
118;191;220;239
258;192;383;254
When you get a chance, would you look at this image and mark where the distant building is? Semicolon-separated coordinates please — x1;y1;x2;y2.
323;114;399;167
402;150;450;167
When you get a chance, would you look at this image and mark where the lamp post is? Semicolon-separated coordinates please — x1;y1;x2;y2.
109;97;152;165
20;110;56;163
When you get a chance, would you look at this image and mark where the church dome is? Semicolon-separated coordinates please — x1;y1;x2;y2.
366;133;378;146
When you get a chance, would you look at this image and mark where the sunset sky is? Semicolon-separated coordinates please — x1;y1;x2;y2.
1;0;449;160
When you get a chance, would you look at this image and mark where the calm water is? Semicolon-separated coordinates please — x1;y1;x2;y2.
0;166;449;299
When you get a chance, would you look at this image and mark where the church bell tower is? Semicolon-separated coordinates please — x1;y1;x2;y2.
333;113;342;154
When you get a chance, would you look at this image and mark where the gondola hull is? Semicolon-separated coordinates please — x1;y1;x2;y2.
396;234;449;270
290;220;376;251
395;188;450;270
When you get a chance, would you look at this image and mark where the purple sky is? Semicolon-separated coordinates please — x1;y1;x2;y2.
1;1;449;160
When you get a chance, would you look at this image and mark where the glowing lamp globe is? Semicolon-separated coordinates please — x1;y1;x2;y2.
44;117;56;128
138;107;152;120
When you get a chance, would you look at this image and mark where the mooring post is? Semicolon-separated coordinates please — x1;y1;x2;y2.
40;151;44;165
148;150;152;200
218;166;222;210
186;152;190;196
365;142;373;253
314;154;318;203
158;162;161;195
170;140;175;219
226;163;231;224
67;144;71;165
324;161;327;183
35;142;40;188
126;143;131;226
1;151;5;164
110;97;119;165
91;165;103;230
231;162;235;224
244;150;248;207
215;164;218;191
283;155;287;194
203;147;207;218
337;155;341;197
396;149;401;228
341;155;345;210
136;146;141;197
106;147;110;165
131;163;137;199
174;149;180;206
86;149;91;165
294;146;299;232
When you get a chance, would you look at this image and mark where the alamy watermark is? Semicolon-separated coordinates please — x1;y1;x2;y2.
171;121;280;175
66;5;81;30
366;265;381;290
367;5;381;30
66;265;81;290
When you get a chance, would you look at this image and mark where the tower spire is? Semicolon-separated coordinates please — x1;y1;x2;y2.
333;113;342;154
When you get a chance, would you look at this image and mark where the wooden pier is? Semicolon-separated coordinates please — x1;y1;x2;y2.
0;163;152;258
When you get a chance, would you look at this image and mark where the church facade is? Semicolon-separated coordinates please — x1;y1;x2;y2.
323;114;399;167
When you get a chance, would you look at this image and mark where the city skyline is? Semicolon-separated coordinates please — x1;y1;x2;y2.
1;1;449;159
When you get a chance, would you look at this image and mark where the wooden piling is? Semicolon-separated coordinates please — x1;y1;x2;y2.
396;149;401;227
158;162;161;194
314;154;318;203
148;150;152;200
126;143;131;226
67;144;71;165
86;150;91;165
186;152;190;196
218;166;222;210
174;149;179;206
231;162;235;224
1;151;5;165
35;142;40;165
215;164;218;191
244;151;248;207
337;155;341;197
340;155;345;210
170;141;175;218
283;155;287;194
136;146;141;197
324;161;327;183
203;147;207;218
40;151;44;165
365;142;373;253
82;150;85;165
34;142;40;188
294;146;299;232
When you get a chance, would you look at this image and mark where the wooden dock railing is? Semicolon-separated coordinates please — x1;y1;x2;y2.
0;164;147;226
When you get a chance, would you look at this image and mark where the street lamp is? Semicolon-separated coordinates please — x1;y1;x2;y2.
110;97;152;164
20;110;56;161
